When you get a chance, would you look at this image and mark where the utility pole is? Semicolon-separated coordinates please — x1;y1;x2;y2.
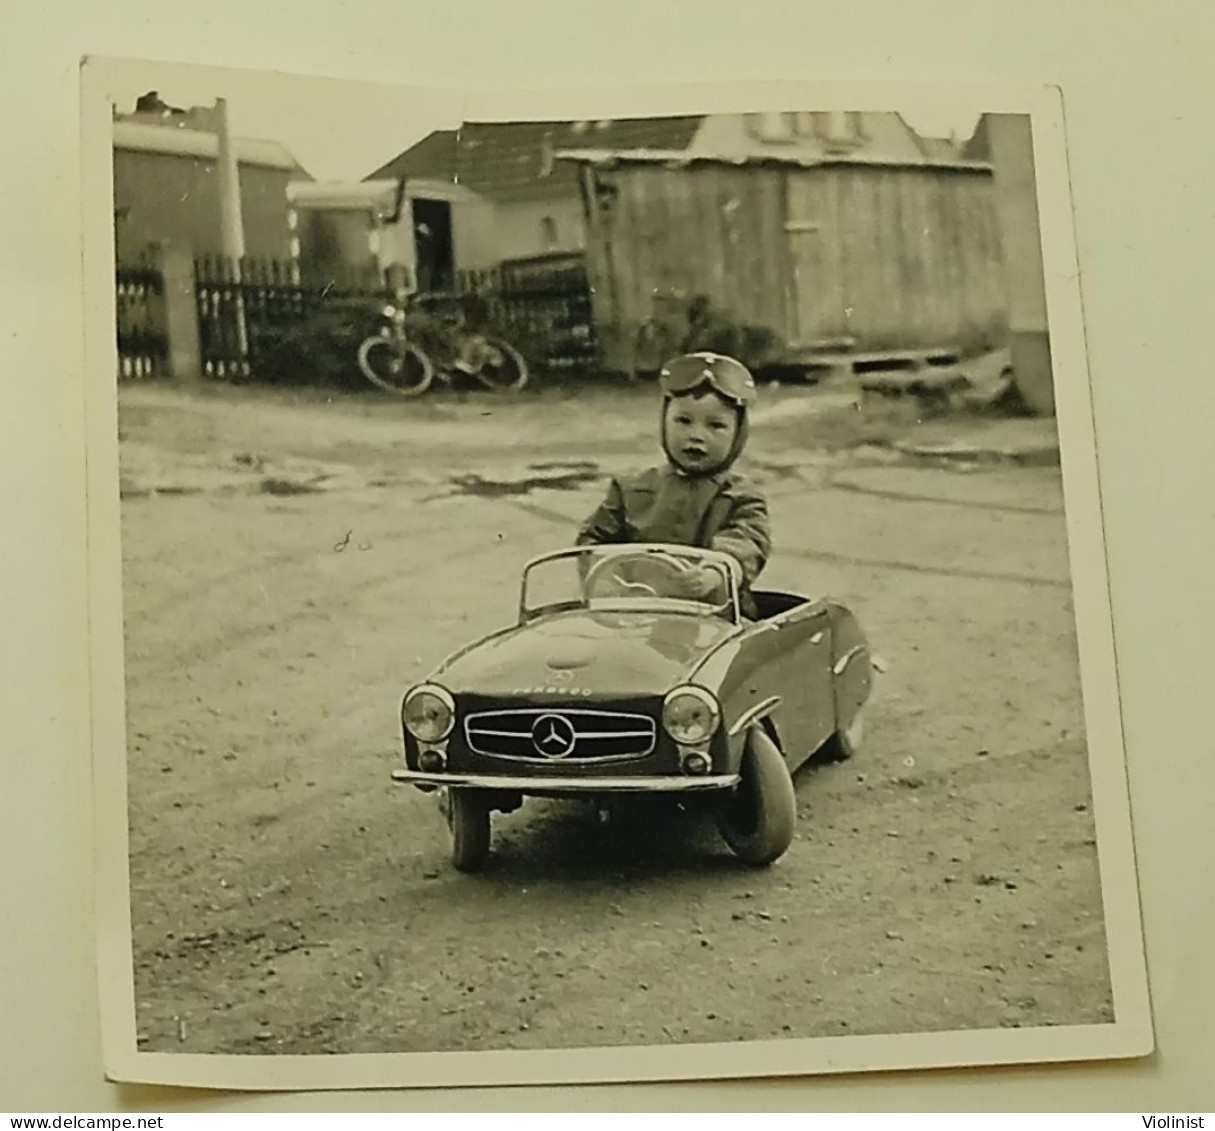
215;97;245;262
214;97;249;362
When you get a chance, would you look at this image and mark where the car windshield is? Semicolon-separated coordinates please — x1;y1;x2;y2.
521;545;737;622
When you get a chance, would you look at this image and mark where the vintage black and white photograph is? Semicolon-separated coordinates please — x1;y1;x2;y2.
83;59;1149;1090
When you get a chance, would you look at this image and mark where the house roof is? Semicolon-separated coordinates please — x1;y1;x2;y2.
286;177;481;210
287;180;400;211
914;135;964;163
113;119;304;173
555;147;992;173
366;116;705;203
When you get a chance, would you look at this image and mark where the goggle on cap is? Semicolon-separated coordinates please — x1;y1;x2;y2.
658;352;757;407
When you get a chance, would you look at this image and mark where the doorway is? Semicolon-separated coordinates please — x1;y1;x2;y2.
411;197;454;291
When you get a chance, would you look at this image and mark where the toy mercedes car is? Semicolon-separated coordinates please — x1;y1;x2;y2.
392;543;876;872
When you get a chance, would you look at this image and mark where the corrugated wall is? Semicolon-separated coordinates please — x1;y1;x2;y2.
113;150;293;264
591;164;788;332
585;160;1007;367
800;164;1006;351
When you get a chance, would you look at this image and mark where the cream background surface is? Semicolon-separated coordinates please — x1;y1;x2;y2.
2;0;1212;1111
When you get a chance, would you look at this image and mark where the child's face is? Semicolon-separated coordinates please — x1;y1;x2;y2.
664;390;739;472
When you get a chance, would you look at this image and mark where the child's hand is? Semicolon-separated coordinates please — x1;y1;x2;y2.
669;561;723;600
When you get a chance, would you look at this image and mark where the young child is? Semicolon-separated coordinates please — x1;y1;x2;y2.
576;352;771;615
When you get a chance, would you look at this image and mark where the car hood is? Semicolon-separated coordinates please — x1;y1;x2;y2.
434;608;738;699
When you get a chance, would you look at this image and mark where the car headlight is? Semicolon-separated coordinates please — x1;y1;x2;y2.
662;686;720;745
401;684;455;743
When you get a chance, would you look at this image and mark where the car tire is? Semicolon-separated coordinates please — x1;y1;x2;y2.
447;788;492;873
717;726;797;866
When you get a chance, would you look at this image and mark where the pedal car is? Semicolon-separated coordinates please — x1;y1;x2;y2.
392;543;876;872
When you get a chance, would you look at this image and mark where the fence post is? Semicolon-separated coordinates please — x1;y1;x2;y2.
156;241;203;385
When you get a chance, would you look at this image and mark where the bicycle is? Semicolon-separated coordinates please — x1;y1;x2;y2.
357;291;530;397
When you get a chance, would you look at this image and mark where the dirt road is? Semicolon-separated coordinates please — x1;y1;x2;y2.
116;381;1112;1056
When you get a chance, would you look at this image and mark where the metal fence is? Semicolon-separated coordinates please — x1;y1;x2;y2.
193;256;388;379
459;253;597;372
116;259;168;379
116;250;599;384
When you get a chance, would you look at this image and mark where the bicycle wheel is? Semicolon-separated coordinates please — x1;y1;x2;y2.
357;335;435;396
469;336;529;392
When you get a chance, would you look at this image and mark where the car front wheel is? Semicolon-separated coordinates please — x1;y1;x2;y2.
716;726;797;866
446;788;492;873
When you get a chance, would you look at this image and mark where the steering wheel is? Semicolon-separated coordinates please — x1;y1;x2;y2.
583;550;692;600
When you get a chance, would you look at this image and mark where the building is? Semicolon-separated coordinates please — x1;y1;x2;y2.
366;116;704;263
964;113;1054;415
112;98;310;266
558;144;1006;371
366;111;955;269
286;177;497;291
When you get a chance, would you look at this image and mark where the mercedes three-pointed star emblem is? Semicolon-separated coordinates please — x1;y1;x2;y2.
531;713;576;758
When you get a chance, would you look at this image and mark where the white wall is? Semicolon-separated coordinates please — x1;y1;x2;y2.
492;197;587;262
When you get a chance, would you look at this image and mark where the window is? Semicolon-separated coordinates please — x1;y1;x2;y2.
794;111;817;136
763;112;792;142
540;215;559;249
825;110;866;148
823;110;851;140
743;111;792;143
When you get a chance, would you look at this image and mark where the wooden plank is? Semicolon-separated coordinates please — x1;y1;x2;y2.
653;165;681;299
581;166;616;339
774;169;799;346
711;167;738;317
963;173;985;346
668;163;700;314
824;169;849;344
980;172;1009;343
957;172;985;347
789;168;835;346
895;171;920;347
871;169;893;346
783;171;807;343
880;170;904;349
863;170;885;347
616;170;645;330
757;167;790;342
726;167;751;322
829;168;851;343
734;165;767;327
843;166;877;347
928;170;955;347
699;166;725;310
923;169;945;345
784;171;816;344
948;174;970;345
914;169;941;347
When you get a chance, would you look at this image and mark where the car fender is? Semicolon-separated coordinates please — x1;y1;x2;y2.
824;600;875;734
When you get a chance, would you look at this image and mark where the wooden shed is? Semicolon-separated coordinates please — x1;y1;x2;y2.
559;148;1009;373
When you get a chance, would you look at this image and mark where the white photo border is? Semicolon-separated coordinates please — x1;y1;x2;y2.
82;57;1152;1091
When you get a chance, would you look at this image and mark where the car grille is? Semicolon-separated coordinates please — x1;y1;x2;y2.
463;708;657;763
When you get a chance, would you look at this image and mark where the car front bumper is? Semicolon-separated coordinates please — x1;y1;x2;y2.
391;768;740;793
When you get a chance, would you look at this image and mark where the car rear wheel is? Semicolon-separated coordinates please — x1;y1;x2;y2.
446;788;492;873
717;726;797;866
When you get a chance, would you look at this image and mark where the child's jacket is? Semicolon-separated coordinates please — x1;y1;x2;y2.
575;464;771;586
